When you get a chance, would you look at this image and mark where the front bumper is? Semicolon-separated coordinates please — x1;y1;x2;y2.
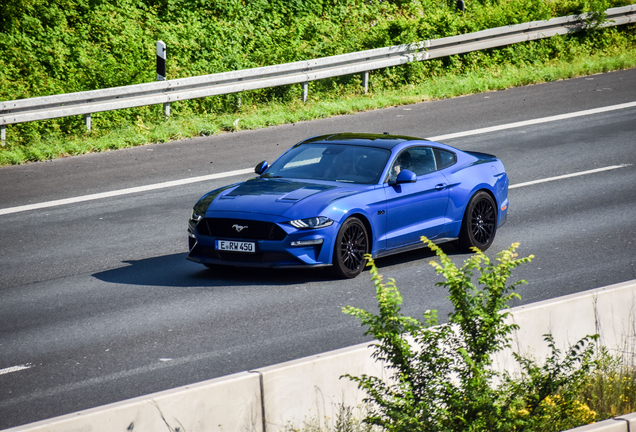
498;198;509;228
187;214;337;268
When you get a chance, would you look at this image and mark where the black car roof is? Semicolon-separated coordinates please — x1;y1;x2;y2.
300;133;429;150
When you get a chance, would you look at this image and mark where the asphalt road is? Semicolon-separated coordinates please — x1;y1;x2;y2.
1;69;635;429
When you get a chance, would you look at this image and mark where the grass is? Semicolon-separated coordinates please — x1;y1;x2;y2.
581;347;636;421
1;41;635;166
284;404;380;432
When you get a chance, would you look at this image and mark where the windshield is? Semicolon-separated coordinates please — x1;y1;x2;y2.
262;144;391;184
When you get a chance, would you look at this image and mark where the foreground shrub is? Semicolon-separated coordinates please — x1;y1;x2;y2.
344;239;598;431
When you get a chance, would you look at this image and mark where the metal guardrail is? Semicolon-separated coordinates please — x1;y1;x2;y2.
1;5;634;142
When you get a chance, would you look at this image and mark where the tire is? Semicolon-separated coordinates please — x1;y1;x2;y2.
332;217;369;279
457;191;497;252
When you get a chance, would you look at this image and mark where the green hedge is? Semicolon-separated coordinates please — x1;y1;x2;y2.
0;0;633;147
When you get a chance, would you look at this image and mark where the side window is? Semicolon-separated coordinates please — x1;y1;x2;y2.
409;147;437;175
433;148;457;170
387;146;437;182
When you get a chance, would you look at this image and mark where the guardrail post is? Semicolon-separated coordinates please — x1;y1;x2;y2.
302;82;309;103
363;71;369;94
1;125;5;146
84;114;91;132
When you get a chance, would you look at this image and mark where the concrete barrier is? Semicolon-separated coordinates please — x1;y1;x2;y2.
256;343;385;431
4;372;263;432
565;411;636;432
5;279;636;432
568;420;623;432
496;279;636;375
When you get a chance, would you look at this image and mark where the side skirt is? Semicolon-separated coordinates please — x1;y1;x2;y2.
373;237;458;259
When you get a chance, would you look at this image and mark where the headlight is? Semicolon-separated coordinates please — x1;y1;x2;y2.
289;216;333;229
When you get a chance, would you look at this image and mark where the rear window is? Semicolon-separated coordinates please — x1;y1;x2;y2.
434;148;457;170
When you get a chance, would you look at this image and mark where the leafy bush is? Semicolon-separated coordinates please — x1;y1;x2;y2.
344;239;599;431
1;0;633;151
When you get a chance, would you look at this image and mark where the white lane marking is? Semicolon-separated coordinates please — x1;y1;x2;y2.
0;168;254;216
0;364;32;376
510;164;631;189
0;322;343;409
1;101;634;216
427;101;636;141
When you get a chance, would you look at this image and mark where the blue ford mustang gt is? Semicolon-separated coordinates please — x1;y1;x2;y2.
187;133;508;278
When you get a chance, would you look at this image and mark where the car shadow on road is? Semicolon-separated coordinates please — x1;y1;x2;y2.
92;252;338;287
92;243;462;288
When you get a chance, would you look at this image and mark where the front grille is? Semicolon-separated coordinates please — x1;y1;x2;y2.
197;218;287;240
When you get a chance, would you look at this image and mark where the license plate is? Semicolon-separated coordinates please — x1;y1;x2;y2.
215;240;256;253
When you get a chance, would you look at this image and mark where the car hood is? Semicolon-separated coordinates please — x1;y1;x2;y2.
204;178;363;219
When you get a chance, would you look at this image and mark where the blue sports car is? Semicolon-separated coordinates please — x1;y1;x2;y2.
187;133;508;278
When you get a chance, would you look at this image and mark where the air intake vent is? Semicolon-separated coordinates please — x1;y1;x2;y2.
197;218;286;240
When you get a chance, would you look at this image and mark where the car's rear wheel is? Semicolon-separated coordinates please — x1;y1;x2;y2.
332;217;369;279
457;191;497;252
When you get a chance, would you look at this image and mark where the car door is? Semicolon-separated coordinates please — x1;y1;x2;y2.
384;146;450;249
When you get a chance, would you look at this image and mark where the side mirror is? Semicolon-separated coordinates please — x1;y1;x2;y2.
395;169;417;184
255;160;268;175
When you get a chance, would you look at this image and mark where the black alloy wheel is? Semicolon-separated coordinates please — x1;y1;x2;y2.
333;217;369;279
457;191;497;252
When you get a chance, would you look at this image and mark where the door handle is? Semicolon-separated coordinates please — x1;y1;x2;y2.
435;183;447;191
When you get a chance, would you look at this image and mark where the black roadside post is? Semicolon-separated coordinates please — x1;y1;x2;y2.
156;41;170;117
156;40;166;80
456;0;465;12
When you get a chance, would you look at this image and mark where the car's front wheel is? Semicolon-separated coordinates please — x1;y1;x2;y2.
457;191;497;252
332;217;369;279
